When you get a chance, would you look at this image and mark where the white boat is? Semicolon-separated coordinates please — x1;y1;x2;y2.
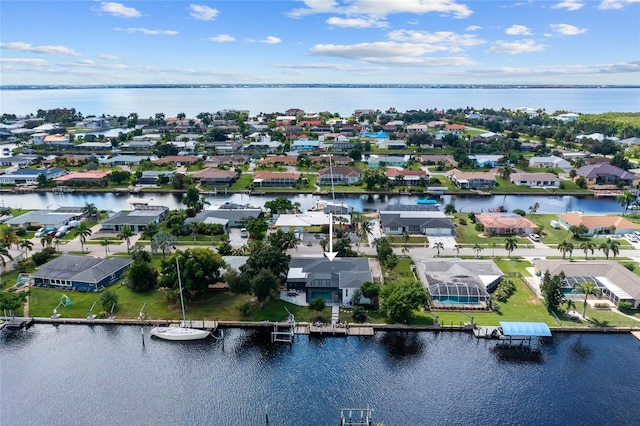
150;258;210;341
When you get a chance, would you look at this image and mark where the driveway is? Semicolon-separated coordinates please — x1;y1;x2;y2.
429;236;457;249
228;228;247;248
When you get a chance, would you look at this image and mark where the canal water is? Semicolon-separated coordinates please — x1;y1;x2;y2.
0;191;625;214
1;325;639;426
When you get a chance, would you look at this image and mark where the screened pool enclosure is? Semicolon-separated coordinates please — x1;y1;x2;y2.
429;281;490;307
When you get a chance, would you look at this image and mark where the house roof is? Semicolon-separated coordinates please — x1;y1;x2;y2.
184;207;261;224
5;210;77;227
5;167;64;178
287;257;372;290
275;212;351;228
192;168;238;179
102;207;168;226
511;172;560;182
576;163;638;180
448;169;496;181
558;213;640;230
54;170;111;182
152;155;200;164
477;212;537;230
318;166;362;177
421;259;503;289
385;168;427;177
32;254;133;284
253;171;301;180
259;155;297;164
380;211;454;229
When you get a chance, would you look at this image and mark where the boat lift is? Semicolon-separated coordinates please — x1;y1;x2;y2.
271;307;295;343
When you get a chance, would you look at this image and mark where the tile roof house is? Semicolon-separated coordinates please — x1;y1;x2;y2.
557;213;640;236
252;171;301;187
152;155;200;166
258;155;298;166
54;170;111;186
575;163;639;189
318;166;362;185
510;172;560;188
445;124;465;133
420;154;458;168
447;169;496;189
380;210;454;236
385;168;428;185
476;212;538;236
32;254;133;292
286;257;375;304
192;168;239;187
101;205;169;232
184;205;262;228
532;259;640;309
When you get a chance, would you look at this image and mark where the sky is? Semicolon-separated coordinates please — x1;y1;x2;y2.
1;0;639;86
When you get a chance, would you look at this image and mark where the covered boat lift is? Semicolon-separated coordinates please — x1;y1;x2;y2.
498;321;552;346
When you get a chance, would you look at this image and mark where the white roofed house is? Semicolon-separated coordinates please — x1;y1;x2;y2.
528;155;572;170
510;172;560;188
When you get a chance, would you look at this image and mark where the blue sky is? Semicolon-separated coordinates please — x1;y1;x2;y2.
1;0;639;85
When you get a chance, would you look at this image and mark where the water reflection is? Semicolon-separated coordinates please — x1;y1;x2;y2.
378;331;426;362
492;343;544;363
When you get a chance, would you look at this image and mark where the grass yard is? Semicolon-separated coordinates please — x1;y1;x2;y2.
556;302;640;328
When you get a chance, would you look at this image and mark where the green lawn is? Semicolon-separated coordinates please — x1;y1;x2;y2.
526;214;633;249
228;173;253;190
452;215;532;248
556;302;640;328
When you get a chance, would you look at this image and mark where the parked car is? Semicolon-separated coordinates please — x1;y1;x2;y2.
36;227;57;237
34;227;46;237
529;233;540;242
624;233;638;243
240;228;248;238
55;225;69;238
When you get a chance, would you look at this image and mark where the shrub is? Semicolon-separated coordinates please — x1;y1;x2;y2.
309;298;326;312
31;247;57;266
593;302;610;309
237;302;251;316
513;209;526;217
493;279;516;302
458;218;467;226
475;223;484;232
15;228;26;237
617;301;632;312
623;263;636;272
352;306;367;323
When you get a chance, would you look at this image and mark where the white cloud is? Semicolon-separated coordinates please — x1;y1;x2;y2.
98;2;141;18
466;25;482;31
76;59;96;66
387;30;485;50
99;54;121;60
0;41;81;56
551;0;584;11
271;62;386;72
0;58;48;66
486;39;545;54
114;27;178;35
549;23;587;36
505;25;532;35
208;34;235;42
599;0;640;9
326;16;388;28
289;0;472;19
189;4;220;20
259;36;282;44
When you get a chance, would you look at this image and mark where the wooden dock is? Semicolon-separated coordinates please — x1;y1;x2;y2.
632;331;640;341
308;323;374;336
473;326;501;339
2;317;35;330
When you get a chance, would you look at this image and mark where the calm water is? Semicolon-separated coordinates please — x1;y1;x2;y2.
1;325;639;426
1;87;638;117
0;191;625;214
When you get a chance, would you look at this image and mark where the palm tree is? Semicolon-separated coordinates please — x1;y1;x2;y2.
580;241;596;260
504;237;518;258
599;238;619;260
82;202;98;221
117;226;135;253
19;239;34;258
433;241;444;257
454;244;463;257
100;238;110;257
402;232;410;256
498;164;513;181
74;223;93;253
528;202;539;215
557;240;574;259
0;245;14;287
615;190;635;215
473;243;483;258
151;231;177;260
575;281;601;318
0;227;19;250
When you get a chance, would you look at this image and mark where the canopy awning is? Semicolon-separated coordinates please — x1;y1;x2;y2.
499;321;552;337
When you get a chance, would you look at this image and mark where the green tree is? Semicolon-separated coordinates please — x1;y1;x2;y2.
82;202;99;221
225;268;251;295
380;279;429;324
615;190;635;215
117;226;135;253
100;238;110;257
598;238;620;260
433;241;444;257
580;241;596;259
504;237;518;258
401;232;410;256
19;238;34;257
575;281;601;318
160;249;225;296
498;164;513;181
557;240;574;259
250;268;278;305
374;237;394;265
267;229;300;251
0;291;29;312
240;242;290;279
309;297;326;313
141;222;159;240
109;170;131;184
568;224;588;239
36;173;48;187
100;289;118;313
540;270;565;312
360;280;380;307
443;202;457;214
73;222;93;253
127;260;158;292
182;187;208;215
264;197;294;214
245;217;268;240
217;240;233;256
473;243;483;258
151;231;177;260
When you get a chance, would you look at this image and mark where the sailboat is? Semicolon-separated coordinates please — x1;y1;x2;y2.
150;258;210;341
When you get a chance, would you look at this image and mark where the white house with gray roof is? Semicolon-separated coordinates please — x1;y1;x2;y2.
5;208;83;229
184;205;262;228
380;210;454;236
101;205;169;232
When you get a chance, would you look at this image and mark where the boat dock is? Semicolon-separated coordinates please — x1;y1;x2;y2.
473;326;501;339
308;323;374;337
1;316;35;330
632;331;640;341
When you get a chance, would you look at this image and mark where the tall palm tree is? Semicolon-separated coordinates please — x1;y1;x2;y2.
402;232;410;256
580;241;596;260
117;226;135;253
0;245;14;287
433;241;444;257
473;243;483;258
0;227;19;250
575;281;601;318
82;202;98;221
74;223;93;253
454;244;463;257
528;202;539;215
498;164;513;181
504;237;518;258
615;190;635;215
100;238;110;257
599;238;619;260
19;239;34;258
558;240;574;259
151;231;176;260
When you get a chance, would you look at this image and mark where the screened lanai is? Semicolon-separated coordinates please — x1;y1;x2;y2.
429;281;490;308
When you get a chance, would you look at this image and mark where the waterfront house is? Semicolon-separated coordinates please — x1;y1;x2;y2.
476;212;538;236
274;212;351;234
5;208;83;230
0;155;36;168
510;172;560;188
575;163;639;189
100;155;153;167
447;169;496;189
192;168;239;187
152;155;200;167
184;205;262;228
258;155;298;167
100;205;169;232
420;259;503;308
366;155;406;168
532;259;640;309
528;155;572;170
557;213;639;236
54;171;111;186
286;257;374;304
252;171;301;187
0;168;66;185
385;168;428;186
379;209;454;236
136;171;174;186
125;140;155;150
32;254;133;292
318;166;362;186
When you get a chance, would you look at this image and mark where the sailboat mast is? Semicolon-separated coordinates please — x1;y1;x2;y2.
176;257;187;325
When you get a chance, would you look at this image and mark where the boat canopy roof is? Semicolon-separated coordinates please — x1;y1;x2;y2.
499;321;552;337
